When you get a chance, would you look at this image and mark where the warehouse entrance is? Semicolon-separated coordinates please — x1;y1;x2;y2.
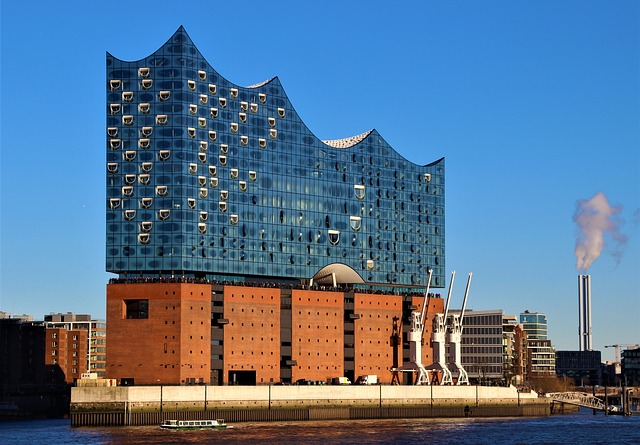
228;370;256;386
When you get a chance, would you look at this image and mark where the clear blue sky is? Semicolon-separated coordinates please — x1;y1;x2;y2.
1;1;638;361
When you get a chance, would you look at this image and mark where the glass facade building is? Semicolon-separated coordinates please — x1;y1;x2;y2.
106;27;445;288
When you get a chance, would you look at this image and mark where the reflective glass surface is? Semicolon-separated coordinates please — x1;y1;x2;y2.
106;27;445;287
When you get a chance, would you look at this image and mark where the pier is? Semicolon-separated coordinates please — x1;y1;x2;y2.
71;385;549;427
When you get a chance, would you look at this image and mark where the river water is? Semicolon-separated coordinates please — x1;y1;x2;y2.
2;410;639;445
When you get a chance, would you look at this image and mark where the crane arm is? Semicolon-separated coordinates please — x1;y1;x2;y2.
419;269;433;330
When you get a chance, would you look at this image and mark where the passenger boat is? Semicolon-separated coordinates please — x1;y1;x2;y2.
160;419;227;430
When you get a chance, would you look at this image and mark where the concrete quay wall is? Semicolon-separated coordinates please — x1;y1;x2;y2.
71;385;547;426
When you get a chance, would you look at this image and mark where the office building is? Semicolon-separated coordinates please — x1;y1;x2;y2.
44;313;107;377
555;350;601;387
520;311;555;376
456;309;504;382
105;27;447;385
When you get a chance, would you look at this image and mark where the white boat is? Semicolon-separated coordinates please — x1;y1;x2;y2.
161;419;227;430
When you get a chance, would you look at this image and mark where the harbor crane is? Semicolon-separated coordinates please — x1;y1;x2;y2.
604;344;640;363
396;269;433;385
446;273;473;385
425;271;456;385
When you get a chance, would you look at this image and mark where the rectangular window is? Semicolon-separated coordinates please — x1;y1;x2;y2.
124;299;149;319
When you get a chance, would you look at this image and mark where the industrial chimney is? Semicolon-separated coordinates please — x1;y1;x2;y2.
578;275;592;351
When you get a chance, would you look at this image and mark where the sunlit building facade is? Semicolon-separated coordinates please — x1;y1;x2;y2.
105;27;446;385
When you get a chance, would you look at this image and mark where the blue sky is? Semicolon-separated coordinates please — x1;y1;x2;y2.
1;1;638;361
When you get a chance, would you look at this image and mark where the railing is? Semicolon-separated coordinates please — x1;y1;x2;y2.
546;392;618;412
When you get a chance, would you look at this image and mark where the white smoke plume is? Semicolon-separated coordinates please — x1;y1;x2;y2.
573;192;627;271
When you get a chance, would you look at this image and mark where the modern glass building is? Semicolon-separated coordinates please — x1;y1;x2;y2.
519;311;548;340
106;27;445;289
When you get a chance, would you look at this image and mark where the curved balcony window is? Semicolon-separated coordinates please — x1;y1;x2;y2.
124;151;136;162
141;127;153;137
141;197;153;208
220;190;228;201
187;198;196;209
141;221;153;233
122;115;134;126
107;163;118;173
366;259;374;270
159;91;170;101
138;67;150;78
198;223;207;234
278;108;285;118
240;102;248;112
239;112;247;123
250;103;258;113
209;166;217;176
187;127;196;138
230;88;238;98
138;138;150;149
269;129;277;139
124;174;136;185
199;188;208;199
198;152;207;163
141;79;153;90
138;103;150;114
198;176;207;186
210;108;218;118
122;186;133;197
199;94;208;105
122;91;133;102
109;139;121;150
124;210;136;221
158;209;170;220
239;181;247;192
210;177;218;188
138;233;150;244
188;80;196;91
109;80;121;91
354;184;366;200
138;174;150;185
158;150;170;161
219;155;227;166
110;104;121;115
220;144;228;154
218;98;226;108
109;198;121;209
209;84;217;95
230;214;239;225
141;162;153;173
328;230;340;245
230;169;238;179
350;216;362;231
189;163;198;174
155;185;168;196
249;171;257;181
258;93;266;104
107;127;118;137
189;104;197;115
240;136;248;146
208;131;217;141
199;211;208;222
198;70;207;81
268;117;276;127
198;117;207;128
230;122;238;133
424;173;431;182
219;202;227;212
258;138;266;149
156;115;168;125
199;141;208;152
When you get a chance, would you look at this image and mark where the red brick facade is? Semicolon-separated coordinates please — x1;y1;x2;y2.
45;328;88;383
106;282;444;385
106;282;211;385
